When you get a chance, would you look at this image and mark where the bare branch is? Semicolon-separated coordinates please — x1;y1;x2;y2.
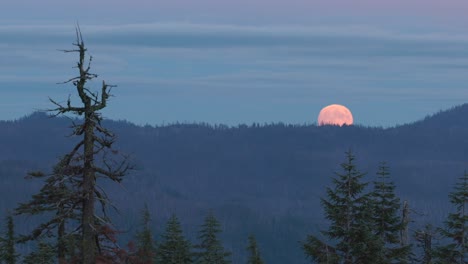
96;126;114;138
56;76;80;85
48;97;85;115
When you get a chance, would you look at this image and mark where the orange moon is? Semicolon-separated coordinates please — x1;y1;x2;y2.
318;104;353;126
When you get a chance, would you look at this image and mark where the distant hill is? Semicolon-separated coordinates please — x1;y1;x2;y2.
1;104;468;263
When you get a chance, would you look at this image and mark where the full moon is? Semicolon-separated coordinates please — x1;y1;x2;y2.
318;104;353;126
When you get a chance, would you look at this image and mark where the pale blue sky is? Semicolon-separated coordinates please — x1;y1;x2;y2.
1;1;468;126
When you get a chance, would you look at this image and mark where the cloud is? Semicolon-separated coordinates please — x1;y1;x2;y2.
2;0;468;25
2;22;468;126
2;23;468;47
3;22;468;74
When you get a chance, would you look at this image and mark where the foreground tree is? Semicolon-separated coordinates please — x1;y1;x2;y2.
414;224;436;264
23;241;56;264
0;215;19;264
134;204;157;263
16;27;131;264
246;235;264;264
302;235;339;264
370;163;411;263
158;214;192;264
303;151;378;263
194;212;231;264
434;172;468;263
15;160;81;262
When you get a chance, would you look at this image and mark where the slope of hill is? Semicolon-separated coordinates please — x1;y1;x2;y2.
1;104;468;263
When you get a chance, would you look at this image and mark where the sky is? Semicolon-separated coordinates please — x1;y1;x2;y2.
1;1;468;127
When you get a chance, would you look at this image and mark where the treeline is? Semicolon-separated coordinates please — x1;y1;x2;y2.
0;208;261;263
2;150;468;263
303;151;468;263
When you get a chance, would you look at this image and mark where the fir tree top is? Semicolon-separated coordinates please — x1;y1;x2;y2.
158;214;192;264
194;212;231;264
246;235;264;264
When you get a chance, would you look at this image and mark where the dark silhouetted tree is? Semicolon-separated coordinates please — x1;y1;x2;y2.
302;235;339;264
434;171;468;263
0;214;19;264
15;161;80;263
194;212;231;264
134;204;157;263
303;151;378;264
23;241;56;264
246;235;264;264
370;162;411;263
158;214;192;264
15;27;131;264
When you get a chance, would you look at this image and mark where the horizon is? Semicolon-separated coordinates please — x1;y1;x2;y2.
2;1;468;127
6;102;465;129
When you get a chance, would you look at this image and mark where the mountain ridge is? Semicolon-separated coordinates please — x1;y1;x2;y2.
8;102;468;130
1;103;467;263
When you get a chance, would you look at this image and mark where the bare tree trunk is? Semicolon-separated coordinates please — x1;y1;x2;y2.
400;200;409;247
82;112;97;263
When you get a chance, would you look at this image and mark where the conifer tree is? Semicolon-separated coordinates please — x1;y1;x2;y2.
302;235;339;264
15;161;80;262
194;212;231;264
246;235;264;264
135;204;157;263
23;241;56;264
0;215;19;264
370;162;411;263
15;27;131;264
303;151;378;263
158;214;192;264
434;171;468;263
